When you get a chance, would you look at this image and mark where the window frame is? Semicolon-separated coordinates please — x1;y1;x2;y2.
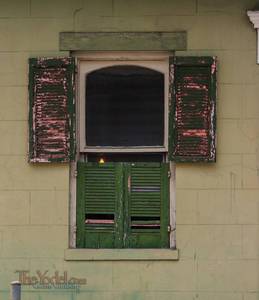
77;51;169;153
69;51;176;251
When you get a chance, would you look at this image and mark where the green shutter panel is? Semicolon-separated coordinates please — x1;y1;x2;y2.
76;162;124;248
29;57;75;163
169;56;216;162
125;163;169;248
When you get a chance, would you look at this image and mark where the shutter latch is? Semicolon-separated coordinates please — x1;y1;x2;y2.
74;169;78;178
168;171;171;178
167;225;172;232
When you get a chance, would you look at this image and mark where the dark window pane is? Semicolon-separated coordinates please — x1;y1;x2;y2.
87;153;164;162
85;65;164;146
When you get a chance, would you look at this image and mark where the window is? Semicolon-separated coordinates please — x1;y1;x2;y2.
76;53;170;248
78;53;169;153
28;54;216;250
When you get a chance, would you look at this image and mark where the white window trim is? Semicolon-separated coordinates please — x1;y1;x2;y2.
77;51;169;152
69;51;176;252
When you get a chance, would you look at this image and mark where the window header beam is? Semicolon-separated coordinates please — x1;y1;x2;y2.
59;32;187;51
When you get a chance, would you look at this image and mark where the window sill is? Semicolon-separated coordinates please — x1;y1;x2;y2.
64;248;179;261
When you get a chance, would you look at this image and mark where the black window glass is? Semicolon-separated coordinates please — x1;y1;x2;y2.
85;65;164;146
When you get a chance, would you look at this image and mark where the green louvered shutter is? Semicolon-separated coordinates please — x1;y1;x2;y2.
29;57;75;163
76;162;124;248
169;56;216;162
125;163;170;248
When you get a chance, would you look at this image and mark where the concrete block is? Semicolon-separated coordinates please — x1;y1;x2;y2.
176;189;198;224
217;50;259;85
0;258;30;290
30;190;69;225
233;190;259;224
218;119;259;154
0;191;29;225
176;190;198;225
242;225;259;259
0;156;69;190
176;154;242;189
31;0;82;18
0;121;27;155
0;0;29;17
143;260;196;291
1;226;68;258
26;293;72;300
195;225;242;259
64;261;113;291
111;262;144;291
197;0;257;15
198;292;243;300
155;15;197;32
0;291;8;300
75;15;159;32
0;87;27;121
0;53;27;87
83;0;113;16
217;84;243;119
102;292;198;300
0;19;72;51
198;260;259;291
113;0;196;16
177;225;242;260
244;293;259;300
242;154;259;189
176;225;196;259
242;84;259;119
189;15;255;51
197;190;234;225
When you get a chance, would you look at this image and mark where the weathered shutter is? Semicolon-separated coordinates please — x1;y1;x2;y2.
169;56;216;162
76;162;123;248
29;57;75;163
125;163;169;248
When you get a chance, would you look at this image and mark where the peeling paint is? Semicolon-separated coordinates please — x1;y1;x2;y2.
29;57;75;163
170;56;216;162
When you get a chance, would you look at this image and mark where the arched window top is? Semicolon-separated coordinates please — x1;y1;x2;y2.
85;65;164;147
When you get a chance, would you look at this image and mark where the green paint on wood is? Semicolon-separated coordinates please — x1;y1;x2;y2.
126;163;169;248
59;32;187;51
76;162;170;249
168;56;217;162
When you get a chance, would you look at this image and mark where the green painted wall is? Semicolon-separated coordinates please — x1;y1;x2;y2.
0;0;259;299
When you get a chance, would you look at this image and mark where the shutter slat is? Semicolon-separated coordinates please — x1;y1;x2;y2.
84;165;116;215
169;56;216;162
126;163;170;248
130;165;161;218
29;57;75;163
76;162;124;248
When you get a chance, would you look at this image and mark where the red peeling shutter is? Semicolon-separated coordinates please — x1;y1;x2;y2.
169;56;216;162
29;57;75;163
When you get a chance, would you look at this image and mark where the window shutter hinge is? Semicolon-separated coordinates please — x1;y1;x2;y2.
74;170;78;177
167;225;172;232
168;171;171;178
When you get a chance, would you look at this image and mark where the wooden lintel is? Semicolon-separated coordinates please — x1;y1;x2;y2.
59;32;187;51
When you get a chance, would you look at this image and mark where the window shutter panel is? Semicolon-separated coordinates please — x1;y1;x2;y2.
29;57;75;163
169;56;216;162
126;163;169;248
76;162;123;248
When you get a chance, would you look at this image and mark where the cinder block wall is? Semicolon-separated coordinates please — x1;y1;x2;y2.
0;0;258;299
